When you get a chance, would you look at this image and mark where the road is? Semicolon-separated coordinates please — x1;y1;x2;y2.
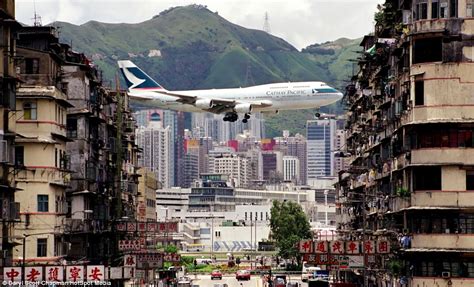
191;274;307;287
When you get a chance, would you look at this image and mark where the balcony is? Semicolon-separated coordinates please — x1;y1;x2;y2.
16;168;70;187
411;233;474;250
411;191;474;208
411;149;474;165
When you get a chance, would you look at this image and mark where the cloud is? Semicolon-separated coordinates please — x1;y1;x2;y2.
16;0;382;49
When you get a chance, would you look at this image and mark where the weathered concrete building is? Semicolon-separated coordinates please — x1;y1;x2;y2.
337;0;474;285
0;0;21;271
15;26;72;264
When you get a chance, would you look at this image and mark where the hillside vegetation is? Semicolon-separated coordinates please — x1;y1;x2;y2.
55;5;362;137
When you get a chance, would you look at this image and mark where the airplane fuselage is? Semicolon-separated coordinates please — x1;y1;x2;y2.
129;81;342;113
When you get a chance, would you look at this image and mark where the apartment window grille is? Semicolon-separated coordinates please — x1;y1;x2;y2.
23;102;37;120
25;58;39;74
413;37;442;63
414;81;424;106
414;166;441;190
432;0;440;18
450;0;458;17
467;171;474;190
468;0;473;17
15;146;24;166
37;194;49;212
37;238;47;257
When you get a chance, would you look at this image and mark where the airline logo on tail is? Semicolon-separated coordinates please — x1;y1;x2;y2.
117;60;165;91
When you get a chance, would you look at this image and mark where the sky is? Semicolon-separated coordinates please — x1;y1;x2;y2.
15;0;382;50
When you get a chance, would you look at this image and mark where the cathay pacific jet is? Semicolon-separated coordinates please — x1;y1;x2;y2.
118;60;343;123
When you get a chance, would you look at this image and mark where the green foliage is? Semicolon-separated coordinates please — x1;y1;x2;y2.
387;259;403;276
270;200;312;260
396;187;410;198
156;244;179;254
55;5;362;135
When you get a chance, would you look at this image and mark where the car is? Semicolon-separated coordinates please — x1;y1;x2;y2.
274;278;286;287
235;270;251;281
211;270;223;280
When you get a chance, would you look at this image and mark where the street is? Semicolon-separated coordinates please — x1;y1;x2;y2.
191;274;307;287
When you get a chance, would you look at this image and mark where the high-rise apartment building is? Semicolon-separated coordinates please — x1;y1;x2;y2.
283;156;300;182
275;132;307;185
337;0;474;286
306;119;336;181
136;113;172;188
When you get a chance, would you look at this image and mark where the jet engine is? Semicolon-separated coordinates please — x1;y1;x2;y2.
234;103;252;113
195;99;213;109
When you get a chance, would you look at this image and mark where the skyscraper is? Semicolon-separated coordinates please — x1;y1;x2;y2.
306;119;336;181
136;112;173;187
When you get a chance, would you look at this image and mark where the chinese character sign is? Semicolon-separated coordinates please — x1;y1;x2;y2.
299;240;313;253
330;240;345;255
66;266;84;282
346;241;360;254
46;266;64;282
377;240;390;254
87;265;105;282
124;255;137;267
364;241;375;255
3;267;21;282
25;267;43;282
314;241;328;254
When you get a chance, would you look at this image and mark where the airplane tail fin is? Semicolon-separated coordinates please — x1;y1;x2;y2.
117;60;166;91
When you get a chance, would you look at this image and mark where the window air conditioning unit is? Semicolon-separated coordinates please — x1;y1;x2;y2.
442;271;451;278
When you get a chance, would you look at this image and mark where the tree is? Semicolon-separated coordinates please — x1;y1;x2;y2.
270;200;312;260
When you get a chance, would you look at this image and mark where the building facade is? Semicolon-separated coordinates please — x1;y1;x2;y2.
0;0;20;271
306;119;336;181
283;156;300;182
337;0;474;285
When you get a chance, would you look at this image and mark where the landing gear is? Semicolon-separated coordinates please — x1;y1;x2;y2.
223;112;238;122
314;108;321;118
242;113;250;123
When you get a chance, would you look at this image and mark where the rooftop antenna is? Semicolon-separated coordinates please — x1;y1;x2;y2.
32;0;42;27
263;12;271;34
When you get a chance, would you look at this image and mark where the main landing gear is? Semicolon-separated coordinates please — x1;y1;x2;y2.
314;108;321;118
223;112;238;122
223;113;251;123
242;114;250;123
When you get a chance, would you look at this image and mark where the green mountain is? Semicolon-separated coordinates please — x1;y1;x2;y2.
54;5;362;137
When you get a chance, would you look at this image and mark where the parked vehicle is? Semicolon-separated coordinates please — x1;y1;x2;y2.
211;270;223;280
235;270;251;281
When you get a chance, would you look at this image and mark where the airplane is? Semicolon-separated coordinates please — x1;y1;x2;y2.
117;60;343;123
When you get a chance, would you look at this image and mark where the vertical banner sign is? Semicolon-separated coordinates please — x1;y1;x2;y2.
25;266;43;282
3;267;22;282
86;265;105;282
45;266;64;282
330;240;345;255
314;241;329;254
346;241;360;255
66;266;84;282
124;255;137;267
299;240;313;253
377;240;390;254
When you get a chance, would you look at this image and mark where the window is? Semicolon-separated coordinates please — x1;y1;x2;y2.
468;0;473;17
37;238;47;257
413;37;442;63
415;81;424;106
440;0;449;17
25;58;39;74
467;171;474;190
15;146;24;166
37;194;49;212
55;148;58;168
432;0;439;18
416;1;428;19
450;0;458;17
23;102;37;120
414;166;441;190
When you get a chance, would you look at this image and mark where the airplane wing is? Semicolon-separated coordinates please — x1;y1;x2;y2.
155;90;272;113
